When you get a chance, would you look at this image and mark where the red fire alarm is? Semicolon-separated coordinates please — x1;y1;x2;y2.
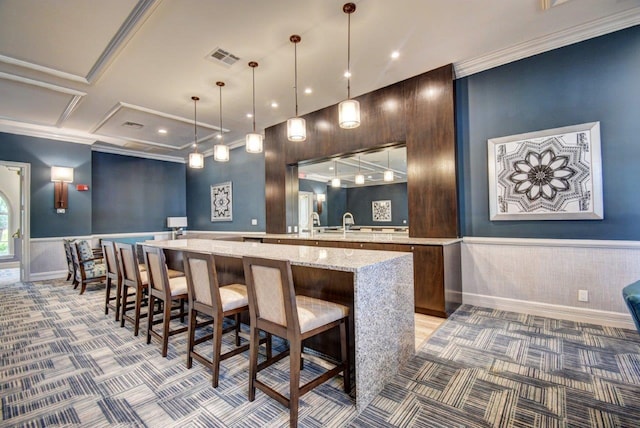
76;184;89;191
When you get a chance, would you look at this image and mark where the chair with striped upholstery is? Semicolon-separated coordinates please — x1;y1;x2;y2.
71;240;107;295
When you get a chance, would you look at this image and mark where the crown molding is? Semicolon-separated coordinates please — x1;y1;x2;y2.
0;55;89;84
0;118;95;145
0;71;86;96
454;7;640;78
91;145;186;163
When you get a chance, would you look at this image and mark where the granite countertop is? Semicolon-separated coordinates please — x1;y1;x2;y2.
258;232;461;246
144;239;411;273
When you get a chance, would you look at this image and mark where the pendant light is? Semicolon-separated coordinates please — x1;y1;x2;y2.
214;81;229;162
188;96;204;169
384;151;394;182
354;155;365;184
245;61;263;153
338;3;360;129
331;161;341;188
287;35;306;142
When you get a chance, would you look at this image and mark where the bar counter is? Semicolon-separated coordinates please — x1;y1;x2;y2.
144;238;415;411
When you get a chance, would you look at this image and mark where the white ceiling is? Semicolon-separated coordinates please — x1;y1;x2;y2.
1;0;639;162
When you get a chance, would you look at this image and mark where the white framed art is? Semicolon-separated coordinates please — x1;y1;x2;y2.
372;200;392;222
211;181;233;222
488;122;603;221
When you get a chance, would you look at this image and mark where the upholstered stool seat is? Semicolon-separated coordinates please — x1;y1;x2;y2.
622;280;640;332
296;296;349;334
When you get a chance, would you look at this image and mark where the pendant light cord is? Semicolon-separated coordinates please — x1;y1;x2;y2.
347;10;351;100
294;40;299;117
192;96;199;153
252;66;257;132
218;83;223;143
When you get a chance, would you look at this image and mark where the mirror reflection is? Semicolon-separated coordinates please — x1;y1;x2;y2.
298;145;408;233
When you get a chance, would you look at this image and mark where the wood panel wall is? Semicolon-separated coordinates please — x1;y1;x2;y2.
265;64;458;238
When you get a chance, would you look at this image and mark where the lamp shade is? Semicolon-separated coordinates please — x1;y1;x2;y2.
384;170;394;182
51;166;74;183
245;132;263;153
355;173;365;185
167;217;188;228
331;177;341;188
339;99;360;129
287;117;306;142
214;144;230;162
188;152;204;169
316;193;326;202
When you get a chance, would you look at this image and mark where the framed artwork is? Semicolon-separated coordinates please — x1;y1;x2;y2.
488;122;603;221
372;200;392;222
211;181;233;222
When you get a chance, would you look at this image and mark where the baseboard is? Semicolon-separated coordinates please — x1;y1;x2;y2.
463;292;636;330
30;270;68;282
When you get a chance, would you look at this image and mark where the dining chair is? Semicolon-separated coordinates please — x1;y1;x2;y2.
242;256;350;428
101;240;122;320
183;251;271;387
71;240;107;295
116;242;149;336
143;245;188;357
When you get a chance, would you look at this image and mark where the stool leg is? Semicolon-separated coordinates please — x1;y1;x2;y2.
235;313;241;346
114;279;122;322
147;295;155;345
104;277;111;315
248;326;260;402
161;299;171;357
120;284;129;328
212;314;223;387
186;308;196;369
341;318;351;393
289;339;302;427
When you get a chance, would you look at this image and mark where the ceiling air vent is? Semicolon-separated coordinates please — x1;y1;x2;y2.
122;121;144;129
207;47;240;67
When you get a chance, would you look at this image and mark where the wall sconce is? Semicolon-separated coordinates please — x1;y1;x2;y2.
51;166;73;213
316;193;326;214
167;216;188;240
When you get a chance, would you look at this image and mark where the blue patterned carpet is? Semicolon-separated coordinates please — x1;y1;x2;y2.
2;279;640;427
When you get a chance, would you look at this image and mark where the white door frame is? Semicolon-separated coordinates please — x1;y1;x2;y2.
0;160;30;282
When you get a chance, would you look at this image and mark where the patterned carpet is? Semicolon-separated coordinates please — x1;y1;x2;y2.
2;279;640;427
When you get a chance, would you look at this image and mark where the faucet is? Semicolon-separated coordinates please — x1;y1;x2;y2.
310;212;320;236
342;212;354;238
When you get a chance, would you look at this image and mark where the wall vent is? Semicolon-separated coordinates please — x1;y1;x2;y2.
122;121;144;129
206;47;240;66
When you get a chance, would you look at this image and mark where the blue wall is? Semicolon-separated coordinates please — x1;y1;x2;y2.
347;182;408;227
186;147;266;231
0;132;92;238
299;179;328;226
92;152;186;234
457;25;640;240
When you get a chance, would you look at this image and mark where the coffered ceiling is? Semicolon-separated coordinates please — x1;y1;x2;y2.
1;0;639;162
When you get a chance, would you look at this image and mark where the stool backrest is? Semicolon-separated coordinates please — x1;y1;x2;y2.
101;240;119;279
183;251;221;310
143;245;169;293
242;257;299;334
116;242;143;285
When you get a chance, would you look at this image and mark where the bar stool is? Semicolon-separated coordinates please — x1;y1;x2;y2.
101;240;122;320
183;251;271;387
143;245;188;356
116;242;150;336
242;256;350;428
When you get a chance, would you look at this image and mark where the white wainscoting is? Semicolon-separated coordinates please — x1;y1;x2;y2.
29;232;172;281
462;237;640;330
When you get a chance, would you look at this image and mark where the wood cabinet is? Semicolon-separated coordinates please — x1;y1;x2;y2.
260;237;461;317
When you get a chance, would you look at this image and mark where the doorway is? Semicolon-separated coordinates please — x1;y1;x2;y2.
0;161;30;283
298;191;314;233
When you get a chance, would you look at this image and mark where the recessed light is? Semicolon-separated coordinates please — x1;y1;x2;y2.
304;87;312;94
217;134;222;139
246;113;253;118
158;128;167;134
271;102;279;108
344;71;351;78
391;51;400;59
329;166;334;170
368;175;373;179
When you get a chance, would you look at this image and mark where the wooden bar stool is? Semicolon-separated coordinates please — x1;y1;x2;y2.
101;240;122;321
116;242;150;336
183;251;271;387
242;256;350;428
143;245;188;357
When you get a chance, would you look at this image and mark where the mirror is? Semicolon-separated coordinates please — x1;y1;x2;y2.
298;146;408;232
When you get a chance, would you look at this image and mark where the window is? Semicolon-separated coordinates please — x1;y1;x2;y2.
0;195;8;256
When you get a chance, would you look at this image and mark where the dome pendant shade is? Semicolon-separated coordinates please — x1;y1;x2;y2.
214;144;229;162
246;132;263;153
287;117;306;142
339;99;360;129
188;152;204;169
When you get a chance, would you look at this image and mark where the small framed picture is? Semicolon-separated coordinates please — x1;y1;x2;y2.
211;181;233;222
372;200;392;222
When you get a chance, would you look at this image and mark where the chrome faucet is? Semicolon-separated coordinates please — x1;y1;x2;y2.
310;212;320;236
342;212;354;238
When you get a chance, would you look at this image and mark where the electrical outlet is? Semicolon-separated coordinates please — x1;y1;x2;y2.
578;289;589;302
251;219;257;225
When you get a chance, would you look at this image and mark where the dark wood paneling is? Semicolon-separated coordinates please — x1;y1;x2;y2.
264;64;458;239
413;246;446;317
406;64;458;238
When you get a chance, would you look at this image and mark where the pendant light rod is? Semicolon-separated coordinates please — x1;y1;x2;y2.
192;96;199;151
217;81;224;142
249;61;258;132
291;35;301;117
344;2;355;100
